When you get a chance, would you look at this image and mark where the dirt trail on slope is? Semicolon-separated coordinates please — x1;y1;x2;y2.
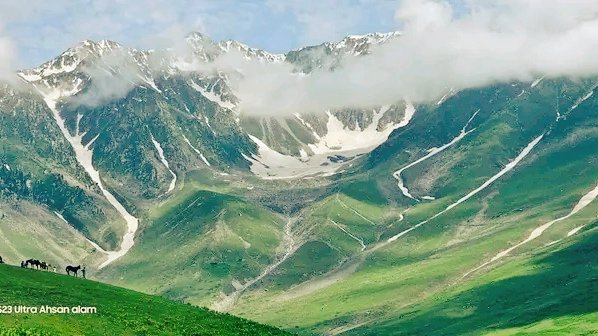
211;216;303;311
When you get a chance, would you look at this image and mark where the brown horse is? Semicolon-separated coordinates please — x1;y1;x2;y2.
66;265;81;276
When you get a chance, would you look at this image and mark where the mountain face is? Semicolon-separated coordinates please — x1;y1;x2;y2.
1;31;598;336
15;32;409;185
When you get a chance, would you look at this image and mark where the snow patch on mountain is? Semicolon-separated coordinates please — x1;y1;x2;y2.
218;40;285;63
464;181;598;278
244;135;348;180
437;89;457;105
188;80;235;110
309;103;414;155
531;77;544;88
386;134;544;244
245;103;415;179
182;134;211;166
570;90;594;111
150;132;177;193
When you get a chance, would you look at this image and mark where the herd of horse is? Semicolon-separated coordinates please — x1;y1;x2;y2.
21;258;54;271
0;255;87;278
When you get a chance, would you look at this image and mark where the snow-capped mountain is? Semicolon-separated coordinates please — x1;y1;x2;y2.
286;32;401;72
15;31;409;181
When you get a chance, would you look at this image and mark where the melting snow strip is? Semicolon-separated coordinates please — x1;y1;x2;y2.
31;84;139;269
189;80;235;110
150;132;177;193
386;134;544;244
464;181;598;277
182;134;211;166
531;77;544;88
393;110;479;200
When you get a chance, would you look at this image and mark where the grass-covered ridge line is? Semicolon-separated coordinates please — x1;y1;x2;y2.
0;264;291;336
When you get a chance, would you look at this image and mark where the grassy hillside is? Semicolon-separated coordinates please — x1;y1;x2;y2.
0;264;290;336
222;79;598;335
349;228;598;335
97;170;288;306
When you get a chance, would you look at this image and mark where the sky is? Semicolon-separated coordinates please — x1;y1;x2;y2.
0;0;414;69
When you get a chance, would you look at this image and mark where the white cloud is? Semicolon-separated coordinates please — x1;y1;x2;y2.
0;24;16;80
71;48;148;107
212;0;598;116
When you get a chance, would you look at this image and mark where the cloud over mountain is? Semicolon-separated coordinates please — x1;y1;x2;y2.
215;0;598;116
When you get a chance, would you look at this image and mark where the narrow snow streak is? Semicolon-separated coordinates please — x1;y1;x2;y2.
569;89;595;113
393;110;479;200
464;182;598;277
531;77;544;88
182;134;211;166
386;134;544;244
40;95;139;269
189;80;235;110
397;208;410;222
150;132;177;193
491;181;598;260
567;226;584;237
330;220;366;251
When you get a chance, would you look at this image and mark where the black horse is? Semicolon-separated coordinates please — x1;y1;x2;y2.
66;265;81;277
25;259;41;269
0;255;3;264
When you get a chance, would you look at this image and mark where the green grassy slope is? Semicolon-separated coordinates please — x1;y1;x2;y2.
97;170;287;306
29;78;595;335
0;264;290;336
349;228;598;336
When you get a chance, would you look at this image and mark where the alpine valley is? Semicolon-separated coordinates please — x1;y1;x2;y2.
1;31;597;335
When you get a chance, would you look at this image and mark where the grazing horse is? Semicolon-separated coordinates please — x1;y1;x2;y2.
25;259;40;269
0;255;3;263
40;262;49;271
66;265;81;277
